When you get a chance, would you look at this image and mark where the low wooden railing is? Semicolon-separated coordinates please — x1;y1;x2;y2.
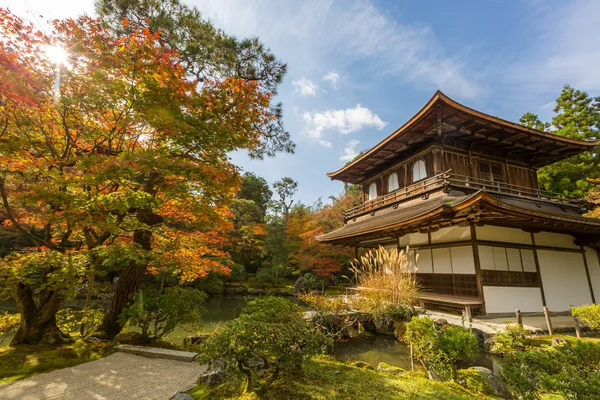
343;171;582;221
446;174;580;205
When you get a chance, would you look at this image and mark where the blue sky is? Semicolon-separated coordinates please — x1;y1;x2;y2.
7;0;600;205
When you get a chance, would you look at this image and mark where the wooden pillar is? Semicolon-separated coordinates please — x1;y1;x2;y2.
530;232;547;307
432;147;440;175
580;246;596;304
470;224;485;314
354;246;359;261
543;306;553;335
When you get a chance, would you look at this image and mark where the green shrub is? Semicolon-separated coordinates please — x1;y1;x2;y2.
199;297;332;392
120;286;207;343
194;272;225;294
456;369;494;396
226;264;247;282
501;340;600;399
255;266;289;285
404;317;480;380
0;312;20;345
572;304;600;330
299;293;359;339
489;323;527;354
56;308;104;337
293;273;324;293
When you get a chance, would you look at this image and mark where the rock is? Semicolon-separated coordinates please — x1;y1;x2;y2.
471;328;491;347
223;286;248;295
552;337;568;346
361;319;378;333
350;361;374;370
114;331;143;345
466;366;511;398
248;358;267;369
377;362;406;374
199;369;225;386
183;334;211;346
248;288;264;295
170;393;193;400
293;276;307;294
432;318;448;326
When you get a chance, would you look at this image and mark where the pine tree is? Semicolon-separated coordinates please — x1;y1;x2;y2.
521;85;600;198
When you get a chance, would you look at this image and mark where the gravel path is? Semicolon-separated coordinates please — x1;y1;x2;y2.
0;352;206;400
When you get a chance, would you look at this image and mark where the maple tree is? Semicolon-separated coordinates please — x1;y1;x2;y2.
289;188;362;285
0;8;291;343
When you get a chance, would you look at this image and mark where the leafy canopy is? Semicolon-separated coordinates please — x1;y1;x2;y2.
520;84;600;198
0;6;293;296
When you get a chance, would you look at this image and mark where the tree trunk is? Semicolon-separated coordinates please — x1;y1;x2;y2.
11;283;67;345
97;229;151;338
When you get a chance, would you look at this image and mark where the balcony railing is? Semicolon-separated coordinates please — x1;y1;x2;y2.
344;171;582;221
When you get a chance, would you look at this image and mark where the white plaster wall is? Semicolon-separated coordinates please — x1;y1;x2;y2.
430;226;471;243
584;246;600;301
399;232;429;247
450;246;476;274
416;249;433;273
521;250;537;272
432;248;452;273
506;248;522;272
534;232;579;249
493;247;509;271
537;250;593;311
483;286;543;313
479;246;495;270
476;225;532;245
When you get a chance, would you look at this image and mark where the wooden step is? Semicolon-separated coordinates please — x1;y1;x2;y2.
115;344;198;362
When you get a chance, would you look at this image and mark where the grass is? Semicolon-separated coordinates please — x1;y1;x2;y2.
188;356;496;400
0;339;114;385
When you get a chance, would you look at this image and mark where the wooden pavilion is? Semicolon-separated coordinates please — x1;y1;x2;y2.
318;91;600;315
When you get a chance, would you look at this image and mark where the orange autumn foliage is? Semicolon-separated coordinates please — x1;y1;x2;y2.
0;8;283;283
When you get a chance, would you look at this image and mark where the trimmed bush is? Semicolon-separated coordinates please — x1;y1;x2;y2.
501;339;600;399
489;323;527;354
572;304;600;330
199;297;332;392
404;317;480;380
120;286;206;343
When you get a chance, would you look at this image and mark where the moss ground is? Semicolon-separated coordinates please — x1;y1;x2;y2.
0;339;114;385
188;356;496;400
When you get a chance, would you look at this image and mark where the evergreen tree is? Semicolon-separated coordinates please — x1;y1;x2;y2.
521;85;600;198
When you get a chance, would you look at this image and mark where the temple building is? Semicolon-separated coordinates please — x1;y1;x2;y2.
318;91;600;316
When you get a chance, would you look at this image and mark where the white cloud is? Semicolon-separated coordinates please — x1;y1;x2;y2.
323;71;340;89
340;139;360;161
292;78;319;96
509;1;600;94
191;0;482;99
303;104;386;147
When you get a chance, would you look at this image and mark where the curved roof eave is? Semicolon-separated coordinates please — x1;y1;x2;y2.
327;90;600;180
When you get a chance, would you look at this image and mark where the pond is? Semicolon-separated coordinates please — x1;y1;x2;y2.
1;295;494;371
167;295;494;370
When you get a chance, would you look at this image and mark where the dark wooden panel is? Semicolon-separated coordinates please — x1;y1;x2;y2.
417;273;478;297
480;270;540;287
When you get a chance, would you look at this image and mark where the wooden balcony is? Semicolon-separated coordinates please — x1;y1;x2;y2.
344;171;583;221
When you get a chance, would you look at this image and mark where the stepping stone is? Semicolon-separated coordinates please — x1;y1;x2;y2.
116;344;198;362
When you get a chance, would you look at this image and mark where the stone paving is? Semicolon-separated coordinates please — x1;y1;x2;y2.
0;352;206;400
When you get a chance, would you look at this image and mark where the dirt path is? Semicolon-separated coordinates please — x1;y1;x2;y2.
0;352;206;400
